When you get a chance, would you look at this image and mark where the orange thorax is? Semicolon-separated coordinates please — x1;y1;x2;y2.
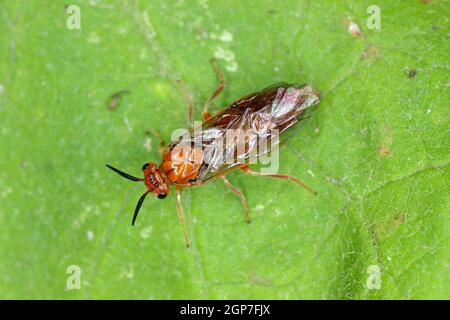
161;145;204;185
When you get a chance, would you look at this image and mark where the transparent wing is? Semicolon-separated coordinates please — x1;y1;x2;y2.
171;83;320;183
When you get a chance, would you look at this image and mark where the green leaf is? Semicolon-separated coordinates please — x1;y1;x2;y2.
0;0;448;299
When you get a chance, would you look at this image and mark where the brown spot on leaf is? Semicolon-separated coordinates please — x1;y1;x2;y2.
107;90;130;111
248;274;273;287
362;45;381;61
394;212;407;227
378;146;391;157
343;17;363;38
374;212;408;240
378;125;392;157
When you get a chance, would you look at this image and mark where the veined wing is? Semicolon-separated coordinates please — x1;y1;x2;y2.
172;83;320;184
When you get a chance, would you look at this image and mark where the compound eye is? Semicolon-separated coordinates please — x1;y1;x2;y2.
142;163;150;171
157;193;167;199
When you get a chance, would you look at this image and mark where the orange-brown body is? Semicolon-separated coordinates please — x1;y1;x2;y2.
160;145;204;185
106;81;320;247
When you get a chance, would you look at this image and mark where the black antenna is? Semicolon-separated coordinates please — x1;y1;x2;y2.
132;191;150;226
105;164;142;182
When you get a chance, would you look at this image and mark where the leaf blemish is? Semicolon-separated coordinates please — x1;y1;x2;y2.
210;30;233;42
343;17;363;38
143;137;152;152
140;225;153;239
214;46;238;72
87;230;94;241
378;146;391;157
362;45;381;61
87;32;101;44
378;125;393;157
375;211;409;239
107;90;130;111
394;212;408;227
406;69;417;78
248;274;273;287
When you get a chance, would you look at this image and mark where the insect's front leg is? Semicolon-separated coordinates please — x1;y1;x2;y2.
175;79;195;130
222;175;250;223
146;128;167;156
202;59;225;121
240;165;318;195
175;186;191;247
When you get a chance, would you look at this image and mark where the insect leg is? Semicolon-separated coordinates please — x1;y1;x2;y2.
240;165;318;195
175;79;195;129
146;128;166;156
202;59;225;121
222;175;251;223
175;186;191;247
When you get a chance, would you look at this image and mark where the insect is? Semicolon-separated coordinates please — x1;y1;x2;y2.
106;61;320;247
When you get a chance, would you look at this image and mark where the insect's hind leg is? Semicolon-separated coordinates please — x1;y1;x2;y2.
240;165;318;195
175;186;191;247
202;59;225;121
222;175;251;223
